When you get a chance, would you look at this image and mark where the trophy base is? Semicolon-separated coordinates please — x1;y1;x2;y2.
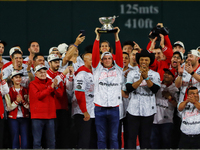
98;29;118;34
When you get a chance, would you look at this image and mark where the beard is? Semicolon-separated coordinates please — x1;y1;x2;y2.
52;67;59;72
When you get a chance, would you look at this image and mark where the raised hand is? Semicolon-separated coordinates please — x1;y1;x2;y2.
114;27;120;41
185;61;193;74
149;31;153;41
157;23;163;28
26;60;32;71
133;41;141;52
149;37;157;52
95;27;101;40
159;34;165;48
178;63;184;75
74;33;85;46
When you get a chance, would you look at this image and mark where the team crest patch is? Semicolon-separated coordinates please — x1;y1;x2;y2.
76;85;82;89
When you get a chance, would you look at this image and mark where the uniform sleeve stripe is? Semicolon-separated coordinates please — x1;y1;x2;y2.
115;63;123;70
154;83;161;87
177;102;182;112
14;101;18;105
75;89;85;92
126;82;133;84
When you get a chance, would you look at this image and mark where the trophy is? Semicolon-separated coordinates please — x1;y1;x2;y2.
98;15;118;33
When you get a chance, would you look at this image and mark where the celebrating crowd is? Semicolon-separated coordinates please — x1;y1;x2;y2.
0;22;200;149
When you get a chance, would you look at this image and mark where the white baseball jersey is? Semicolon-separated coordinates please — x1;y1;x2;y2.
178;102;200;135
72;69;95;118
153;83;179;124
2;59;9;65
126;69;161;116
119;66;138;119
177;66;200;103
93;63;123;107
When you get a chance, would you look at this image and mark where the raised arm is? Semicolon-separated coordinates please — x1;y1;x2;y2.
62;34;85;66
175;63;184;88
92;27;101;68
114;27;123;68
160;34;173;65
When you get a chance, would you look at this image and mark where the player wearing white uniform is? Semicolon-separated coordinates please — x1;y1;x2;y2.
126;49;161;149
151;67;178;149
3;51;29;88
59;34;85;73
58;34;85;105
175;50;200;102
178;86;200;148
72;53;97;149
92;27;123;149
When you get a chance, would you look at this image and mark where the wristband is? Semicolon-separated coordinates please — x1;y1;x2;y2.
73;44;78;48
191;71;195;76
144;77;149;81
27;70;31;73
55;87;58;90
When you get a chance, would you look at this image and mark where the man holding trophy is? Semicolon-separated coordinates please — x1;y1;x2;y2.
92;16;123;149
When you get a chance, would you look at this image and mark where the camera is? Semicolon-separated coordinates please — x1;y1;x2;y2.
148;25;169;41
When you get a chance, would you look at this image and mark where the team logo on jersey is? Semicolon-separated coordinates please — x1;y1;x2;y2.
99;71;117;80
134;76;139;79
99;82;118;86
76;85;82;89
88;94;94;98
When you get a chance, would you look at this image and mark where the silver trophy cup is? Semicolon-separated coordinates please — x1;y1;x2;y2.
98;15;118;33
